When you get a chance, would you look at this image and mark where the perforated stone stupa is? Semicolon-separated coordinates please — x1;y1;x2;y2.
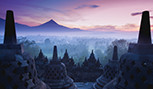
44;46;77;89
103;11;153;89
93;46;119;89
35;49;48;79
0;10;49;89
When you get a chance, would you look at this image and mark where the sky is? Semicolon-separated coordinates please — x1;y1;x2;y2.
0;0;153;32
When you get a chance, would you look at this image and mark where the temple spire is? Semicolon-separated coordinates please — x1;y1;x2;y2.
4;10;17;44
138;11;151;44
52;46;58;61
112;46;118;61
92;50;93;54
89;50;95;59
38;49;44;58
65;49;68;56
63;49;69;59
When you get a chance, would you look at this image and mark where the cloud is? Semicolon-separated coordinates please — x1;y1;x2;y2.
131;12;142;16
117;24;138;31
131;10;152;16
75;5;99;9
86;25;119;32
86;24;139;32
150;16;153;19
131;11;153;20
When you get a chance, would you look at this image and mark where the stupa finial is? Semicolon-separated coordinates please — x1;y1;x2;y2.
4;10;17;44
138;11;151;44
52;45;58;61
112;46;118;61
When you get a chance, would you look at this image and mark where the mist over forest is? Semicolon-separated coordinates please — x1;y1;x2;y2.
0;35;136;65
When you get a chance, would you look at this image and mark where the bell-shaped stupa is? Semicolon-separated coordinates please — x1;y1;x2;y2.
93;46;119;89
44;46;77;89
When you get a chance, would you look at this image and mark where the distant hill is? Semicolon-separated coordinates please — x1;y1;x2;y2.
0;18;5;32
0;18;82;33
0;18;31;32
32;19;82;32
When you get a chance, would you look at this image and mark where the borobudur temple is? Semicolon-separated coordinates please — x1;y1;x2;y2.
0;10;50;89
103;11;153;89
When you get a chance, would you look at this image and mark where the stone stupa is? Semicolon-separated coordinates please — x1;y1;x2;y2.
93;46;119;89
44;46;77;89
0;10;50;89
103;11;153;89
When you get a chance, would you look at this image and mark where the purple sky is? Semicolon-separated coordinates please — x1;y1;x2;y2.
1;0;153;32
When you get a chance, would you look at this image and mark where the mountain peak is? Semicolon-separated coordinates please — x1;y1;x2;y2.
35;19;59;28
46;19;58;25
50;19;55;22
0;18;82;32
